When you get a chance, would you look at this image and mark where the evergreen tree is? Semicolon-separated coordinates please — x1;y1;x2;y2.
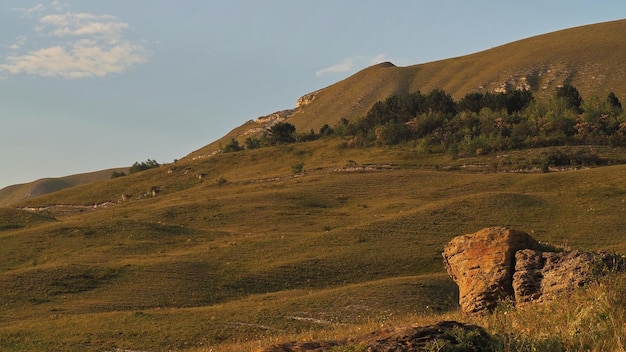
556;84;583;113
607;92;623;110
267;122;297;144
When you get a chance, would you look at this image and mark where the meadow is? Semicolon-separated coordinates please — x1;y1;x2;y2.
2;140;626;351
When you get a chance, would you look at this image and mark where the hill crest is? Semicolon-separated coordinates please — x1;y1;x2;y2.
187;19;626;160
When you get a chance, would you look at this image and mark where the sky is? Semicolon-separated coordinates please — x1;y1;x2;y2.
1;1;625;189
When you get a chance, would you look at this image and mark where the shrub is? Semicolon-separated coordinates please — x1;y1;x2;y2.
291;162;304;175
221;138;243;153
128;159;160;174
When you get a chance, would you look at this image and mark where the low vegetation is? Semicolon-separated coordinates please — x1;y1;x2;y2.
2;138;626;350
3;20;626;351
222;85;626;164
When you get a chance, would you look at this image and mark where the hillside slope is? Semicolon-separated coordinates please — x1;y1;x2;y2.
0;168;127;206
3;141;626;351
188;19;626;159
2;20;626;351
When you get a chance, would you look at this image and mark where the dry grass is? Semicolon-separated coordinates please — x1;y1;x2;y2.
3;140;626;350
188;19;626;159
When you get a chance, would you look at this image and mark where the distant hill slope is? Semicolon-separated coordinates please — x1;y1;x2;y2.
0;168;126;206
187;19;626;159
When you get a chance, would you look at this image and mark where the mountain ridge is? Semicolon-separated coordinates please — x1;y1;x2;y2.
2;19;625;204
187;19;626;160
2;19;626;351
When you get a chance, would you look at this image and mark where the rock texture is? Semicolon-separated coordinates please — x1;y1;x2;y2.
443;227;626;313
513;249;597;303
442;227;540;313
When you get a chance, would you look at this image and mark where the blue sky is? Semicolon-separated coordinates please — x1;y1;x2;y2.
1;1;625;189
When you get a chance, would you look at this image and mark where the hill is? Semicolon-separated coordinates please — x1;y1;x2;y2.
2;19;626;351
0;168;127;207
188;19;626;159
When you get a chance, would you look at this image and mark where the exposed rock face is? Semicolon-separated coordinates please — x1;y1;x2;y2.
255;109;295;125
513;249;597;303
442;227;540;314
443;227;626;313
296;88;324;109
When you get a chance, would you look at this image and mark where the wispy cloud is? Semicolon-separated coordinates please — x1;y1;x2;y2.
1;1;149;79
369;54;388;65
13;3;46;18
316;54;389;77
316;57;356;77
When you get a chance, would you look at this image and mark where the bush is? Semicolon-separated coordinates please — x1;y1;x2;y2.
291;162;304;175
128;159;160;174
221;138;243;153
110;171;127;179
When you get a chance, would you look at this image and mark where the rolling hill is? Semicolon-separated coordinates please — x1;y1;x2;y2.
188;19;626;159
0;168;127;207
1;19;626;351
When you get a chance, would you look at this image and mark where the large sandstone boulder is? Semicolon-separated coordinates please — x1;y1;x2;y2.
442;227;540;313
443;227;626;314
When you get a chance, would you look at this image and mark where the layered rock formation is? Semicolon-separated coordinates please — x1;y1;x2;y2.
442;227;540;313
443;227;625;314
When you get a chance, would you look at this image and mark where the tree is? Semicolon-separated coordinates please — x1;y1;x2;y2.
425;89;456;115
129;159;160;174
221;138;243;153
267;122;296;144
607;92;623;112
111;171;127;178
245;136;263;149
504;89;533;114
556;84;583;113
319;124;334;137
458;92;484;113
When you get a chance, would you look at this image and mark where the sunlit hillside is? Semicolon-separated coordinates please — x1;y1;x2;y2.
189;19;626;159
2;19;626;351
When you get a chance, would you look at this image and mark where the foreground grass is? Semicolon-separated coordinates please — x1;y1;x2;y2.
2;143;626;350
215;272;626;352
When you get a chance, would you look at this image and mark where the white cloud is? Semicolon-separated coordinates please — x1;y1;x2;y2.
0;39;148;78
1;2;149;79
13;3;46;17
369;54;388;65
8;36;28;51
316;57;356;77
39;13;128;38
316;54;390;77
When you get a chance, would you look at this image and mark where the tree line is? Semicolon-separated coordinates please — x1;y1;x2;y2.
220;84;624;157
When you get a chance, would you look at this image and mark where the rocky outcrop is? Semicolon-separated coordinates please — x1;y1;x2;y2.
513;249;596;303
296;88;325;109
443;227;626;314
442;227;540;314
255;109;295;125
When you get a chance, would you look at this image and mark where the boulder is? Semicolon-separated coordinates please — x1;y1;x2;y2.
442;227;540;313
514;249;619;304
443;227;626;313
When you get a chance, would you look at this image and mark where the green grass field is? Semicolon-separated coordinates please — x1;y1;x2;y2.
3;19;626;351
2;140;626;351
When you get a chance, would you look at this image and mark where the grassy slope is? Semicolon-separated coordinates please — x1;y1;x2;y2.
2;20;626;351
291;19;626;132
188;19;626;159
3;140;626;350
0;167;127;207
